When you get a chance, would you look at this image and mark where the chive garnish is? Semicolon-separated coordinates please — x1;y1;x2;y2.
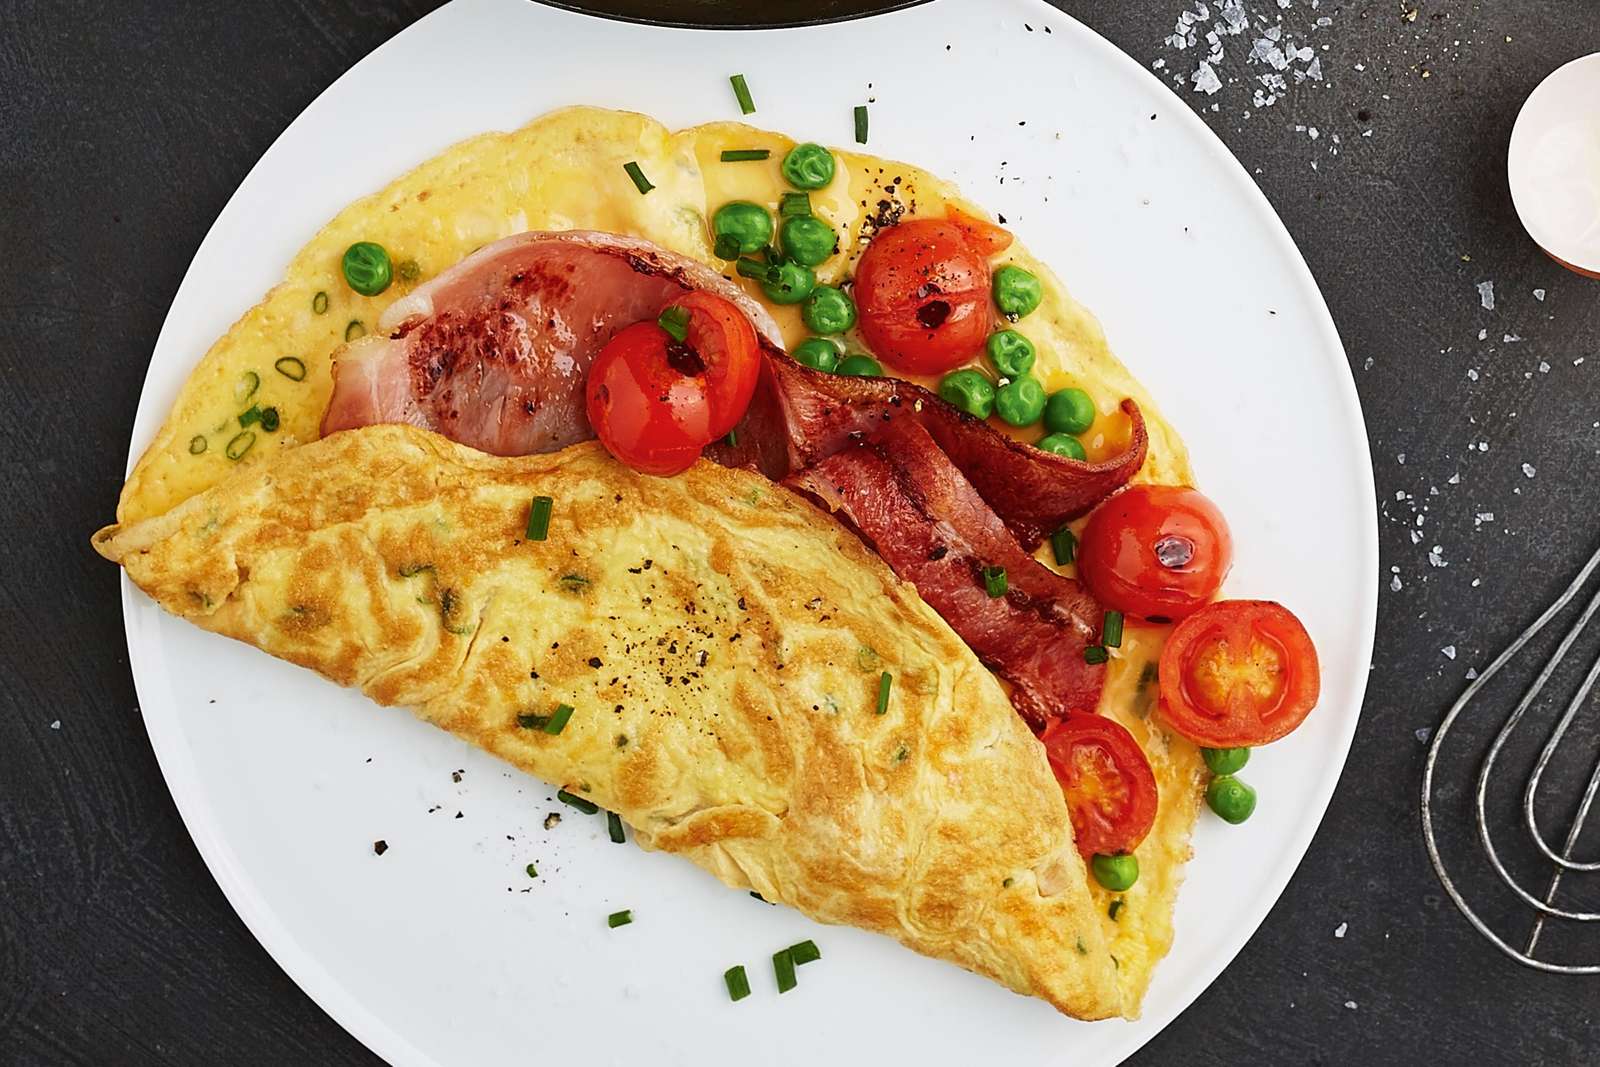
188;435;207;455
983;566;1007;598
724;965;752;1002
239;404;263;428
1108;899;1124;921
623;161;654;194
396;258;420;283
224;431;256;461
526;862;538;878
1084;645;1110;665
1050;525;1077;566
274;355;307;381
543;703;575;735
713;234;742;260
853;104;869;144
725;428;738;447
772;949;797;993
260;406;280;433
236;370;260;403
729;73;756;115
720;148;770;162
876;671;892;715
526;495;553;541
789;939;821;966
311;290;329;315
607;810;625;843
779;192;812;218
557;789;599;814
344;319;366;342
608;909;633;928
657;305;690;342
1103;610;1125;648
735;257;781;283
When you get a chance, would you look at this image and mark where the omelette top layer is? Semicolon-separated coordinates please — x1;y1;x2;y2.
108;106;1206;1016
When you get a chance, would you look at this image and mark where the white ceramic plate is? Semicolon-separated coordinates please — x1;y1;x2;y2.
118;1;1377;1063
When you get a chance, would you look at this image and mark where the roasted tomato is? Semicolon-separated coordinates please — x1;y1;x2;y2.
1039;714;1159;857
855;219;991;375
946;205;1015;256
586;321;715;476
664;291;760;438
1159;600;1321;747
1077;485;1233;622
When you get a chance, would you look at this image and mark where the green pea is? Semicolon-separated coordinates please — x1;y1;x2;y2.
713;201;774;257
780;216;838;267
992;264;1042;318
1036;432;1086;460
938;369;997;418
1091;853;1139;892
802;285;857;334
792;337;841;373
341;241;392;297
837;354;882;377
986;330;1036;378
1207;775;1257;825
781;143;836;190
1044;387;1096;435
1202;747;1251;776
994;375;1046;427
760;260;816;305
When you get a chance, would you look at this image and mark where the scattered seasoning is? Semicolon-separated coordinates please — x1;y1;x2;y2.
526;495;553;541
724;965;752;1002
607;810;626;844
345;319;366;342
188;435;207;455
729;73;756;114
224;431;256;461
623;161;654;195
875;671;892;715
1109;899;1124;921
720;148;770;162
607;909;633;928
982;566;1008;598
789;940;821;966
1075;937;1088;956
526;862;538;878
274;355;307;381
557;788;599;814
558;573;590;592
311;290;329;315
1084;645;1110;665
772;948;797;993
1103;610;1125;649
853;104;869;144
1050;526;1077;566
543;812;561;830
373;840;388;856
657;305;690;342
779;192;812;218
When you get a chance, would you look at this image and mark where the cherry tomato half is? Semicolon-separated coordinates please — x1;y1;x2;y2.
945;205;1015;256
1039;714;1159;858
586;321;715;476
855;219;991;375
667;290;760;439
1077;484;1234;622
1159;599;1321;747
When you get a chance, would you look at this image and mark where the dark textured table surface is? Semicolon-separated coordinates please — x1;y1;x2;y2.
5;1;1599;1063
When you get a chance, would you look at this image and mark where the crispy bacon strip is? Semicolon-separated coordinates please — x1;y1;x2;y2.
789;418;1107;726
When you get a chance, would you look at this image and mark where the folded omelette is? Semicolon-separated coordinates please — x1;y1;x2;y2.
98;106;1206;1018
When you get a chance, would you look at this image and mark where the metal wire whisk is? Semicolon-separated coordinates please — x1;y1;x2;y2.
1421;540;1600;974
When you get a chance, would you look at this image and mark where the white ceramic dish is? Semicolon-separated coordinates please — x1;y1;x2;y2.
117;1;1377;1063
1508;51;1600;278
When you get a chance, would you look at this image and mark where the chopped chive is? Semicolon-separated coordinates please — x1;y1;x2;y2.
344;319;366;342
713;234;743;260
1103;610;1125;648
543;703;574;735
526;495;553;541
188;435;207;455
517;712;549;730
735;257;780;283
1084;645;1110;665
779;192;812;218
1108;898;1124;921
311;290;329;315
608;909;633;928
274;355;307;381
729;73;756;115
1050;525;1077;566
724;428;739;447
853;105;869;144
238;404;263;428
720;148;770;162
623;161;654;194
557;788;599;814
260;406;280;433
236;371;260;403
526;862;538;878
396;258;420;283
773;949;797;993
789;939;821;966
607;810;626;843
724;965;752;1002
876;671;892;715
224;431;256;461
657;305;690;342
750;891;775;905
983;566;1007;598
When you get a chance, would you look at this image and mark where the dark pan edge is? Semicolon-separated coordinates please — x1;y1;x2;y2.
529;0;935;31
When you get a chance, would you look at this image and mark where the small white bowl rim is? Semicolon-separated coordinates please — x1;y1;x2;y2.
1508;51;1600;275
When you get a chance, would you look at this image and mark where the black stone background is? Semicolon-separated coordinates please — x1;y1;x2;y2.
4;1;1599;1063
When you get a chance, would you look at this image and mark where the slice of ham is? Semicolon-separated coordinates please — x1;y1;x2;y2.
321;231;782;456
789;417;1107;726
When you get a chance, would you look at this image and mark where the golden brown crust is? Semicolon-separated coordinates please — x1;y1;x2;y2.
95;424;1125;1019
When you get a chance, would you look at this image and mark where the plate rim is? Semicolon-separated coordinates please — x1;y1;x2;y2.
116;1;1379;1063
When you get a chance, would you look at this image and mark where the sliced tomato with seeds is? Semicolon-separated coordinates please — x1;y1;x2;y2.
1039;714;1159;858
1158;599;1321;747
